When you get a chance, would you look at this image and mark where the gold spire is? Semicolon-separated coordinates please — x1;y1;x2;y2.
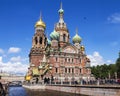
76;27;78;34
35;12;46;28
39;11;42;21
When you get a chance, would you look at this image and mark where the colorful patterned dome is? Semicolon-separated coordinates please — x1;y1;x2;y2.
72;33;82;44
35;17;46;29
50;30;59;40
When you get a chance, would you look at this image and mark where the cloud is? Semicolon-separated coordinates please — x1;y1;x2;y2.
0;48;4;54
106;60;113;64
10;56;21;62
88;51;114;66
88;51;105;66
107;13;120;23
8;47;21;53
0;56;28;75
0;56;3;62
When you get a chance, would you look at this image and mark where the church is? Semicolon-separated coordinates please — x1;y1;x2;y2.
26;4;91;83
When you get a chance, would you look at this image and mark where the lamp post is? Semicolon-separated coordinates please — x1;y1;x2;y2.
115;72;117;82
108;72;111;79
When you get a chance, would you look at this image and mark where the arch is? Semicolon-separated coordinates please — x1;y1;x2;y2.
35;37;38;44
39;37;42;44
63;34;66;42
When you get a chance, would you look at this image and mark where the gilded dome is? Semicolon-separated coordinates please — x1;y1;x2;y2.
35;18;46;28
50;30;59;40
81;45;85;51
72;34;82;44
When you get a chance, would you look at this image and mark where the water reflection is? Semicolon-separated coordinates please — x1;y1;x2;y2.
8;87;88;96
9;87;28;96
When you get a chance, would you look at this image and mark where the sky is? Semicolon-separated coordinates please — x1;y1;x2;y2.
0;0;120;75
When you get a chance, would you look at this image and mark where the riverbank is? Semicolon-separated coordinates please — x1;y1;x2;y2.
23;84;45;90
23;84;120;96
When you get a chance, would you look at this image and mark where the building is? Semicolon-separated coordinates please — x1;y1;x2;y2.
26;4;91;82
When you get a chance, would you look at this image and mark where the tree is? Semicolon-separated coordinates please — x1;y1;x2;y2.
91;64;116;79
116;52;120;78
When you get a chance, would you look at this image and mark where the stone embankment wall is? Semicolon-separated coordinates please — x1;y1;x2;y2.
46;85;120;96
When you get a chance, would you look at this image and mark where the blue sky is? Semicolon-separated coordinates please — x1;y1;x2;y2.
0;0;120;75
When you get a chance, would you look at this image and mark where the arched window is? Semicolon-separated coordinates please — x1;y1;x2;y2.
69;68;71;73
80;69;81;73
68;58;70;62
65;58;67;62
35;37;38;44
65;68;67;73
39;37;42;44
63;34;66;42
55;68;58;73
56;57;58;62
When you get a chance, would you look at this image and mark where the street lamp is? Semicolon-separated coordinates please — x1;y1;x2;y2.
115;72;117;81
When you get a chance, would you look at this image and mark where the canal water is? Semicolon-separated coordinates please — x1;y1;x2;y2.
8;87;88;96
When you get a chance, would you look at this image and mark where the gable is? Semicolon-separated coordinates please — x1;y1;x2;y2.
62;46;77;53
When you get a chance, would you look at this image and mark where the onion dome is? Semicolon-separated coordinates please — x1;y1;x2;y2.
35;15;46;29
72;34;82;44
58;8;64;14
47;38;51;45
80;45;85;51
72;28;82;44
50;29;59;40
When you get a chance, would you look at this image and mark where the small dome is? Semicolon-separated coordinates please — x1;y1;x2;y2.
35;18;46;29
50;30;59;40
81;45;85;51
58;8;64;14
47;38;51;45
72;34;82;44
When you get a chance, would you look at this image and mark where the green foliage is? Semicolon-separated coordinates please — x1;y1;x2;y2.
91;52;120;79
91;64;117;79
116;58;120;78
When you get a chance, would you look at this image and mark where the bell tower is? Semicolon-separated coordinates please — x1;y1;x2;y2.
55;3;70;47
29;14;47;67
